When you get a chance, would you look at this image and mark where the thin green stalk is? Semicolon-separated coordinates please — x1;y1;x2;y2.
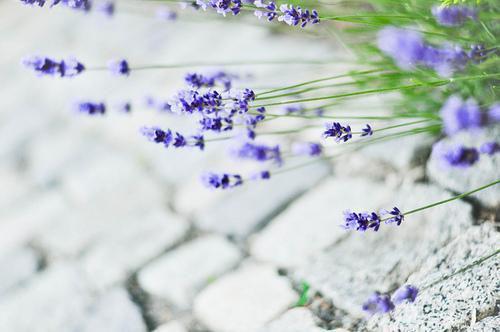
256;69;384;97
421;248;500;291
402;179;500;217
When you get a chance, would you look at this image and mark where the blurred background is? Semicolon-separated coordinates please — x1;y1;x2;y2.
1;1;498;332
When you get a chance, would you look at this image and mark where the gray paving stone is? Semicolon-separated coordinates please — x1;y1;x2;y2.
193;262;297;332
467;315;500;332
295;182;474;317
80;288;147;332
82;210;189;289
368;224;500;331
258;307;327;332
138;234;242;310
0;166;32;212
0;190;66;257
250;177;394;269
153;321;188;332
194;161;330;239
0;248;38;295
0;264;94;332
427;125;500;208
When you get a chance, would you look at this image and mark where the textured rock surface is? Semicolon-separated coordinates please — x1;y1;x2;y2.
295;183;474;317
368;224;500;331
250;177;393;268
467;315;500;331
427;125;500;208
194;161;330;238
80;288;147;332
193;263;297;332
259;308;328;332
138;235;242;309
0;248;38;295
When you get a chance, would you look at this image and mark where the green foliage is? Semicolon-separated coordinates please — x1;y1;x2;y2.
296;281;310;307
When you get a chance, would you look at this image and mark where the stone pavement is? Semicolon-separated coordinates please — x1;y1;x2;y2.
0;2;498;332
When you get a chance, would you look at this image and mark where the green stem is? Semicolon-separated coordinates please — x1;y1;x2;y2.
422;248;500;291
402;179;500;217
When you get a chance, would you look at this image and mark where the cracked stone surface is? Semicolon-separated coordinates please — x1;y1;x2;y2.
427;125;500;208
367;224;500;331
138;235;242;310
295;183;474;317
193;262;297;332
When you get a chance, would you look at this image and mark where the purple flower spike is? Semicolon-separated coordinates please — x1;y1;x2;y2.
440;95;481;135
361;124;373;137
108;59;130;76
202;172;243;189
488;103;500;123
479;142;500;156
292;142;322;157
76;101;106;115
51;0;92;11
23;56;85;77
20;0;46;7
140;126;173;147
442;144;480;168
324;122;352;143
362;292;395;316
392;285;419;304
432;5;477;27
97;1;115;17
343;210;381;232
236;142;282;165
383;207;404;226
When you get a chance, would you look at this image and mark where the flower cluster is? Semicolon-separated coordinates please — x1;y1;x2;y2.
432;5;477;27
140;126;205;150
193;0;319;28
440;95;499;136
377;27;481;77
20;0;92;11
202;172;243;189
323;122;353;142
108;59;130;76
292;142;322;157
23;56;85;77
433;141;499;169
75;101;106;115
185;71;236;91
235;142;282;165
363;285;419;316
343;207;404;232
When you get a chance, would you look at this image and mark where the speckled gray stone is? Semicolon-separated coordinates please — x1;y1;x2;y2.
0;248;38;295
295;183;474;317
368;224;500;331
427;125;500;208
467;315;500;332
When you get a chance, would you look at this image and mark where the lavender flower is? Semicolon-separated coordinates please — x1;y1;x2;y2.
144;96;172;112
440;95;481;135
382;207;404;226
292;142;322;157
377;27;471;76
235;142;282;165
488;103;500;123
392;285;419;304
20;0;46;6
96;1;114;17
323;122;352;143
362;292;394;315
202;172;243;189
108;59;130;76
51;0;91;11
436;143;480;168
277;4;319;28
140;127;173;146
432;5;477;27
115;102;131;113
76;101;106;115
23;56;85;77
361;124;373;137
156;6;178;21
343;211;381;231
479;142;500;155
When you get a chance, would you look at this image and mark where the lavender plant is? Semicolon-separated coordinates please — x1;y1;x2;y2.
20;0;499;317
